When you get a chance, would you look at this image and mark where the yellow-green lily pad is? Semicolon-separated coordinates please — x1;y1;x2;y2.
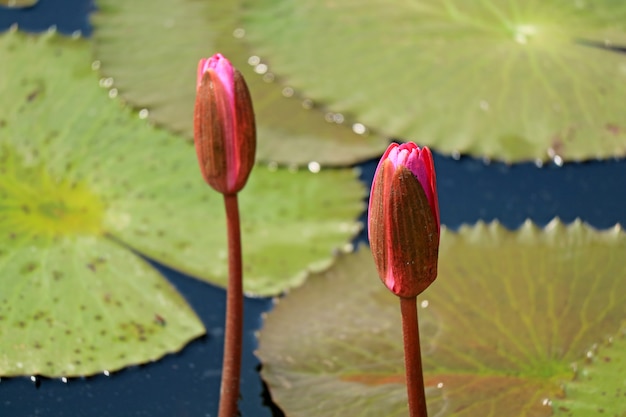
553;329;626;416
258;220;626;416
241;0;626;163
0;29;363;375
91;0;388;166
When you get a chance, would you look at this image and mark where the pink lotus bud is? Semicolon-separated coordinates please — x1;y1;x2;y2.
194;54;256;194
368;142;440;298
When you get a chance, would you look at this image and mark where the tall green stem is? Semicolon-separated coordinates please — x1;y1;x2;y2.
400;296;428;417
218;193;244;417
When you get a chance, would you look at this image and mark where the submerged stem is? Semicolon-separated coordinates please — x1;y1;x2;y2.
400;296;428;417
218;193;244;417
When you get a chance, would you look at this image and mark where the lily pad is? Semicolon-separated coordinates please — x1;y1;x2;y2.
91;0;388;166
0;29;204;377
0;29;363;375
1;28;364;294
0;0;37;8
241;0;626;163
257;220;626;416
0;233;203;377
553;330;626;416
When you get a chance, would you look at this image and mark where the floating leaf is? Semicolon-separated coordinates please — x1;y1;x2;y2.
241;0;626;163
0;233;203;377
553;330;626;417
0;29;203;378
0;29;363;375
1;28;363;294
91;0;388;166
258;220;626;416
0;0;37;8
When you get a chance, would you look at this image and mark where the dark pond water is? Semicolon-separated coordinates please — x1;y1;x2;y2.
1;1;625;416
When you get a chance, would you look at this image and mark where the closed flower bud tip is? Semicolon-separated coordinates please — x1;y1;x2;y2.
368;142;440;298
194;53;256;194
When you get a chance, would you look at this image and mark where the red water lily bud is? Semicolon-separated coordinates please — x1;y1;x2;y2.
194;54;256;194
368;142;440;298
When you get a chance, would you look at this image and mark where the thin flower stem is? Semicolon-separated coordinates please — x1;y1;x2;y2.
400;296;428;417
218;193;244;417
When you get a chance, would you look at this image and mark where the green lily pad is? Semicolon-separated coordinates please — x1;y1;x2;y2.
0;233;203;377
1;28;364;294
0;29;204;377
0;29;363;375
91;0;388;166
257;220;626;416
0;0;37;8
553;329;626;416
241;0;626;163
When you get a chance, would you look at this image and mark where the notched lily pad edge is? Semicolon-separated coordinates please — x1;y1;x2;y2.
255;217;626;417
256;216;625;302
453;217;624;235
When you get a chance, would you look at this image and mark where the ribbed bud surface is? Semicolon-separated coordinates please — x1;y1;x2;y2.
194;54;256;195
368;143;440;298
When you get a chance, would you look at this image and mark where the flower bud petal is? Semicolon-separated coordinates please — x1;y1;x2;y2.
368;142;440;298
194;70;232;192
387;165;439;297
369;159;393;289
231;69;256;192
194;54;256;195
